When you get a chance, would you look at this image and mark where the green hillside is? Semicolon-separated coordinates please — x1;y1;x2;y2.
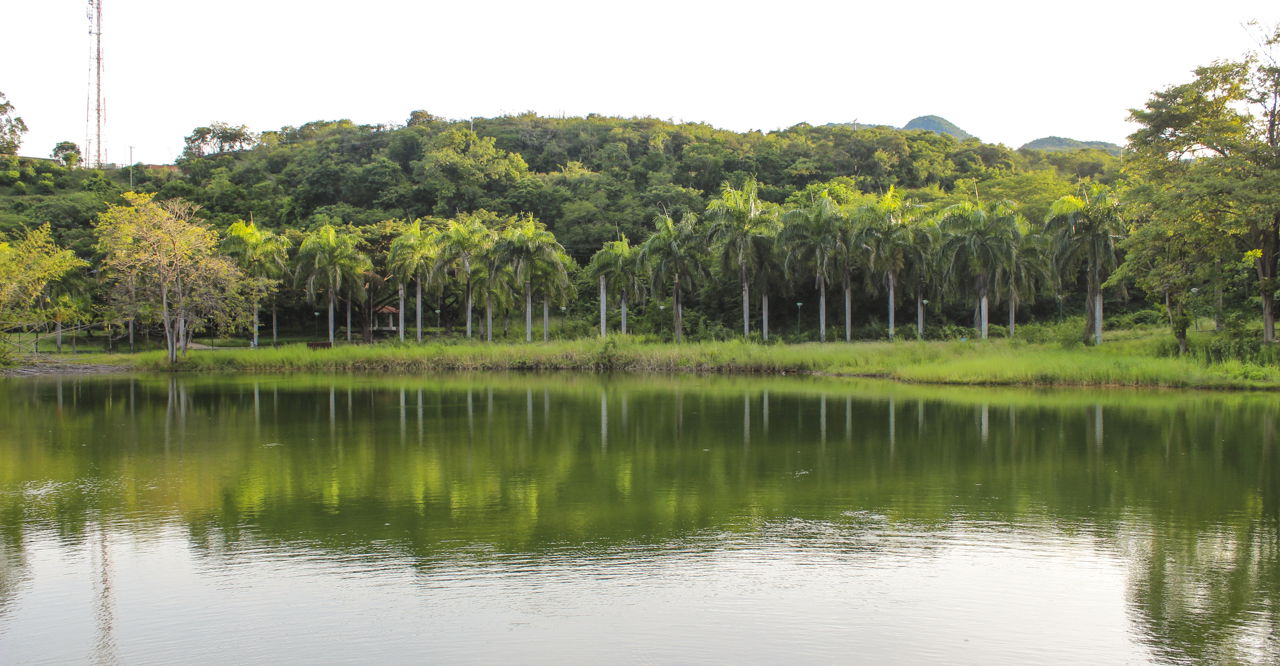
1020;136;1122;156
903;115;975;140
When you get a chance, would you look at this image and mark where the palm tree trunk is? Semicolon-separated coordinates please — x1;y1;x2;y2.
980;291;989;340
272;305;278;346
398;285;406;342
818;274;827;343
1094;291;1103;346
916;293;925;339
327;291;335;343
1008;290;1017;338
465;275;473;339
762;293;769;342
345;297;352;343
525;279;533;343
415;279;423;342
674;274;682;343
252;304;259;348
621;293;628;335
543;299;549;341
599;275;607;338
485;292;493;342
887;273;896;341
844;278;851;343
741;265;749;338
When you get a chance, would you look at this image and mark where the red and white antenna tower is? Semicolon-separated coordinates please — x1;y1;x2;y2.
86;0;104;168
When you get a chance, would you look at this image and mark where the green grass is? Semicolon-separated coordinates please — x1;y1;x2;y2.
48;334;1280;391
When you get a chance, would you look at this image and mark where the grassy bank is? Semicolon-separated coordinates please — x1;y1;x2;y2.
61;336;1280;390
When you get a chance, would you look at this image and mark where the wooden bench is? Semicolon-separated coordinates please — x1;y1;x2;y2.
306;341;332;350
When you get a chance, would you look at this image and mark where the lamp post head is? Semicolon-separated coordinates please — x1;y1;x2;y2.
922;299;929;305
796;302;803;308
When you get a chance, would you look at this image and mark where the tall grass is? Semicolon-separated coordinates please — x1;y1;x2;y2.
90;336;1280;390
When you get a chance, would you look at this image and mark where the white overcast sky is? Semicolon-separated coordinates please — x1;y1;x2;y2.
7;0;1279;165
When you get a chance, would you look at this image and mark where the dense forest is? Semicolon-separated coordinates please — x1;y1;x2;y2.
1;28;1278;363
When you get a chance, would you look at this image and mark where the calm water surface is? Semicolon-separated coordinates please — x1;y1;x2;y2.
0;373;1277;664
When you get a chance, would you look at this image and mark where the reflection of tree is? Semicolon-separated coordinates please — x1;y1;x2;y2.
0;536;30;624
1;374;1279;659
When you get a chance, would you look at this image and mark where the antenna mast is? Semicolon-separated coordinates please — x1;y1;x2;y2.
86;0;104;168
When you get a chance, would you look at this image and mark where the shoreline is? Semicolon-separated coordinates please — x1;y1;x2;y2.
5;338;1279;392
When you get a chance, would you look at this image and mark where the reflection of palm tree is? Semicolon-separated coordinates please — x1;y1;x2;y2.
92;523;116;665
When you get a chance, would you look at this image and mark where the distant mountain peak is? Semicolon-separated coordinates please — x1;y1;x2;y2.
903;116;975;141
1020;136;1122;156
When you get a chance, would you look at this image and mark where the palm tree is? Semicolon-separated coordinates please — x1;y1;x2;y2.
222;219;290;347
432;213;496;339
937;201;1019;340
586;235;641;337
705;178;776;338
751;228;784;342
859;188;918;341
998;220;1052;338
494;216;568;342
388;219;440;342
781;191;843;342
296;224;371;343
534;249;576;341
1047;185;1125;345
902;217;941;340
639;214;705;343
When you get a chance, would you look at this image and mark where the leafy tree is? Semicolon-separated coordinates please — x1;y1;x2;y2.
0;225;85;340
52;141;81;168
1128;28;1280;342
182;122;257;159
0;92;26;155
96;193;252;363
295;224;371;343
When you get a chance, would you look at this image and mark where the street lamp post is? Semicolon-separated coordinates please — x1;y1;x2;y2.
795;302;803;339
313;311;320;337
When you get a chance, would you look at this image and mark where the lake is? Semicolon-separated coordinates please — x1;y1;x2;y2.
0;373;1276;664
